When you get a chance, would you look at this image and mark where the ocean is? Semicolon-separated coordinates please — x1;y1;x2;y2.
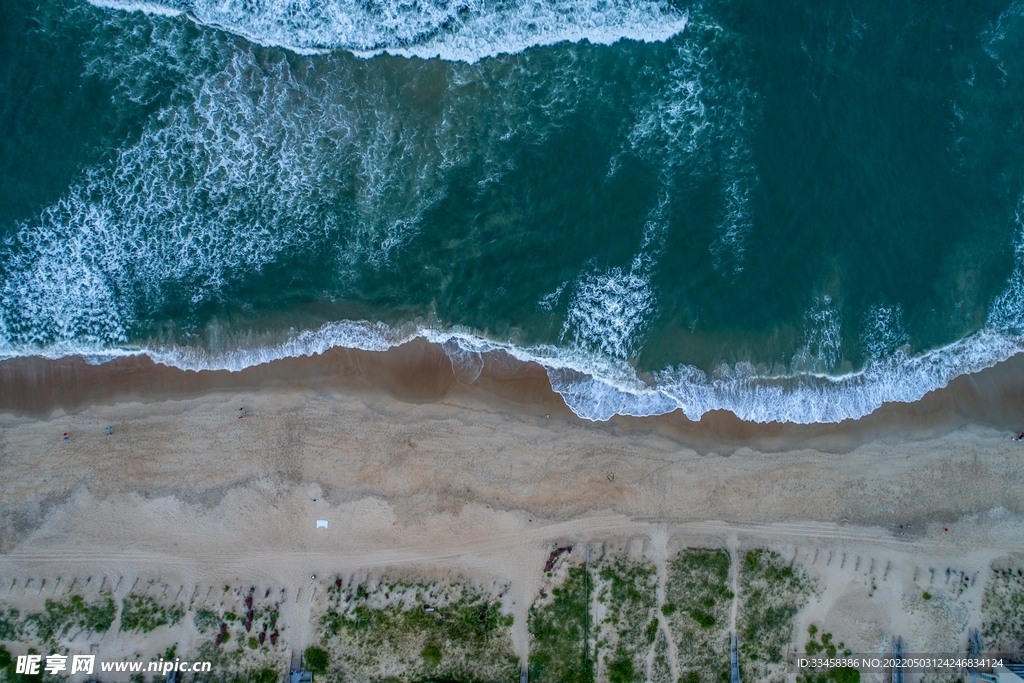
2;0;1024;423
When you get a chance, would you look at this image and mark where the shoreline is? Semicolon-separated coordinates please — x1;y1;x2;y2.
1;340;1023;544
3;337;1024;452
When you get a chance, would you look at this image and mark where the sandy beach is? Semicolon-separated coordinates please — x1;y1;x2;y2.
1;342;1024;679
6;0;1024;677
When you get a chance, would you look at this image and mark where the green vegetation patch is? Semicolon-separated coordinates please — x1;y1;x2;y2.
23;593;117;644
304;646;329;675
529;565;594;683
194;608;221;634
191;641;285;683
0;609;21;641
531;548;735;683
192;588;283;653
799;667;861;683
183;587;286;681
663;549;732;683
800;624;856;683
1;644;43;683
318;577;518;683
239;669;279;683
981;565;1024;656
804;625;851;658
120;593;185;633
737;550;814;681
594;554;659;683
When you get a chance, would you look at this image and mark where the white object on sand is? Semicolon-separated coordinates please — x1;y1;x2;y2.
316;520;328;529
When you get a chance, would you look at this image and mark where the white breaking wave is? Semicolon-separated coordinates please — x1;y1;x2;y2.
0;47;349;348
4;4;1024;425
3;313;1022;425
8;218;1024;424
627;17;758;274
987;200;1024;334
863;303;910;360
708;169;753;274
9;213;1024;423
561;194;668;359
4;13;570;349
791;294;844;374
563;266;656;359
4;205;1024;424
89;0;690;62
1;2;679;358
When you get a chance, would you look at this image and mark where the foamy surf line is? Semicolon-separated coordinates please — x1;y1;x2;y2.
86;0;690;62
3;321;1023;424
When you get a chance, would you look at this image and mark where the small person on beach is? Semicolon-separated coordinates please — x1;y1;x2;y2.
239;407;247;419
1014;431;1024;441
62;432;68;441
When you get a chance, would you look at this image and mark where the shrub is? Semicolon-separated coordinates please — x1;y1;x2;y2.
421;643;442;668
250;669;278;683
831;666;861;683
0;609;20;640
194;608;220;633
25;594;117;642
663;550;732;683
120;594;184;633
607;655;634;683
738;550;813;679
529;566;594;683
690;609;716;629
304;646;329;675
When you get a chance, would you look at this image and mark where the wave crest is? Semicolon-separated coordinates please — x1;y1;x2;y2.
91;0;689;62
3;318;1018;424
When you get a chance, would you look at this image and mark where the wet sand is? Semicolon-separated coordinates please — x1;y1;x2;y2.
5;338;1024;446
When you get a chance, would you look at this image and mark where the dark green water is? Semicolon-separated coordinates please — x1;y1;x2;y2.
2;0;1024;421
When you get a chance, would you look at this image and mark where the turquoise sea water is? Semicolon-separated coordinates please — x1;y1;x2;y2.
2;0;1024;422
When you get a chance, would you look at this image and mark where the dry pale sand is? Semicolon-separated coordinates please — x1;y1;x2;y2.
1;348;1024;675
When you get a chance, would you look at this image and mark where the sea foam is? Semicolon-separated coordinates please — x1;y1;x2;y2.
4;3;1024;425
11;199;1024;424
89;0;690;62
4;259;1024;424
3;313;1017;425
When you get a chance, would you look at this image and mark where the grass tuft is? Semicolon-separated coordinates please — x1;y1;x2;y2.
120;594;185;633
663;549;732;683
530;566;594;683
319;577;517;683
23;593;117;644
737;550;814;681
